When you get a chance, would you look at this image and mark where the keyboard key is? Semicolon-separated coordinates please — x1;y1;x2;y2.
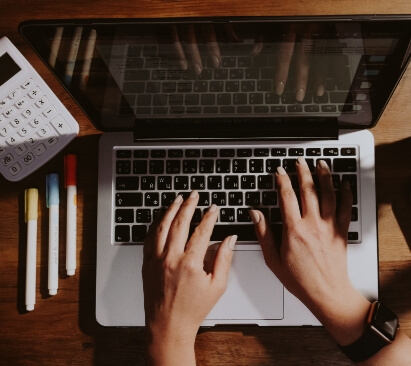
334;158;357;172
115;226;130;242
132;225;147;242
116;193;143;207
115;209;134;223
116;176;139;190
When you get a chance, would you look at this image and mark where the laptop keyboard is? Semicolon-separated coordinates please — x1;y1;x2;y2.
113;144;360;245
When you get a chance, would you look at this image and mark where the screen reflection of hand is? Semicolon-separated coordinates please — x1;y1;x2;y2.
252;26;329;103
170;24;222;75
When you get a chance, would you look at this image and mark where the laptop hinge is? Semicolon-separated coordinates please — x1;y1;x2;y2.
133;117;339;141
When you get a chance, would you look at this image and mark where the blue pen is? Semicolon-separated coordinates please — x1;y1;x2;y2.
46;173;60;296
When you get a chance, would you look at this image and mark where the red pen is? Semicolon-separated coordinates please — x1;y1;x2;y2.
65;154;77;276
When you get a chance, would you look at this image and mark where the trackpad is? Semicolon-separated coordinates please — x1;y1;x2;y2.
204;249;284;321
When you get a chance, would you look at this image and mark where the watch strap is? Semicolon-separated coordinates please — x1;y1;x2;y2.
339;327;389;362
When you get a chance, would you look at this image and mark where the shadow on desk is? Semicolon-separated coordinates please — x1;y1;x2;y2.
375;137;411;317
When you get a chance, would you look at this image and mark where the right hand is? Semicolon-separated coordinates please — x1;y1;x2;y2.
250;158;371;346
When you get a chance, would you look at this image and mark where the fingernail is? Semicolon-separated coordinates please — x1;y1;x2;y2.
276;81;285;95
296;88;305;102
193;63;202;75
208;203;218;213
297;157;308;166
211;55;220;68
342;180;351;190
174;194;183;203
277;166;287;176
189;190;198;199
316;84;325;97
228;235;238;250
179;58;188;70
249;210;261;224
318;159;330;171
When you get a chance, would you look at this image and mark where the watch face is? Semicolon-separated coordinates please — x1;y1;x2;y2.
372;302;399;342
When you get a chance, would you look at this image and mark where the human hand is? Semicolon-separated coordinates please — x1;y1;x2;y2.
142;191;237;365
250;158;371;346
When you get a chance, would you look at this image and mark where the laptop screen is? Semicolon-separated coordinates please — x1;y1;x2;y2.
19;17;411;139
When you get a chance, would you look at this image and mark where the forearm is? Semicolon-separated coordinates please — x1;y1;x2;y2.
146;336;196;366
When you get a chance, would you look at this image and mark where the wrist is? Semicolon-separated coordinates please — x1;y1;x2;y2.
307;286;372;346
146;327;196;366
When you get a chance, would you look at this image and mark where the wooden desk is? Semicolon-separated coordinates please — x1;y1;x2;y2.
1;1;411;365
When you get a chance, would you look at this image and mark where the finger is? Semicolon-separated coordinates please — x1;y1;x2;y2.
211;235;237;288
170;25;188;70
317;159;336;221
274;32;296;96
165;190;199;254
296;157;320;217
148;194;184;257
276;166;301;224
201;24;221;68
312;54;329;97
180;24;203;75
143;207;166;262
293;40;310;102
249;210;281;271
337;180;353;237
185;204;219;261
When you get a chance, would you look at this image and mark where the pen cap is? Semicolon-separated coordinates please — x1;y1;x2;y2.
46;173;59;207
64;154;77;187
25;188;39;222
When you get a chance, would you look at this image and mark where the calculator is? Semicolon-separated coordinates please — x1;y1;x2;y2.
0;36;79;181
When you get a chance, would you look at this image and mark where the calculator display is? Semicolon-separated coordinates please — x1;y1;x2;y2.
0;52;21;87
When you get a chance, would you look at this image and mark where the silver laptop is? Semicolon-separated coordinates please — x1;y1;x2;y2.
20;16;411;326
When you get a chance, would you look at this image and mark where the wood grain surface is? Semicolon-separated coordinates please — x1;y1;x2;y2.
1;1;411;365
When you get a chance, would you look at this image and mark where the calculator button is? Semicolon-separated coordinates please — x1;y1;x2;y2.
46;136;58;147
14;144;27;156
51;115;72;135
0;145;7;157
21;79;34;89
9;162;22;176
10;116;23;128
6;134;20;146
43;106;56;119
8;88;20;100
35;96;48;108
29;87;41;99
30;116;43;128
1;153;14;166
0;124;11;137
22;152;35;165
33;143;46;156
37;125;51;137
15;97;28;109
0;98;8;109
22;106;35;119
26;135;38;147
18;125;31;137
3;106;16;118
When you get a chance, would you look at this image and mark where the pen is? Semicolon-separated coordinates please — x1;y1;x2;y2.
65;154;77;276
48;26;64;69
79;29;97;90
25;188;38;311
46;174;60;295
64;27;83;86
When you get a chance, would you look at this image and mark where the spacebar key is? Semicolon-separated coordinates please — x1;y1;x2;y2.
210;224;257;242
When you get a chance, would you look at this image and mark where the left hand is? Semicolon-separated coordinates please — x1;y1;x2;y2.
142;190;237;348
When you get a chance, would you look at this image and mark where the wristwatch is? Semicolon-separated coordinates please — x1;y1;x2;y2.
339;301;399;362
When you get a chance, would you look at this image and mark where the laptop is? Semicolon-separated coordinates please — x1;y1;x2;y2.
19;16;411;326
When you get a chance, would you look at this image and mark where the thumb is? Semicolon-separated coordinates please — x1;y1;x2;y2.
212;235;237;288
249;210;281;272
